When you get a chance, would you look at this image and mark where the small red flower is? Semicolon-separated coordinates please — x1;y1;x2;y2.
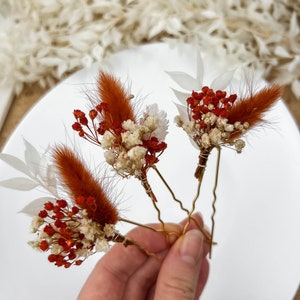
33;199;95;268
73;110;85;119
187;86;237;123
89;109;98;120
72;122;82;131
38;210;48;218
71;71;136;146
39;240;49;251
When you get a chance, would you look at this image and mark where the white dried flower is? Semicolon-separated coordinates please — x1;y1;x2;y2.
143;115;158;132
30;216;44;233
122;120;137;131
121;130;143;149
182;120;197;136
101;131;116;149
174;115;183;127
224;124;234;132
28;240;40;250
78;218;101;241
201;133;211;148
234;139;246;153
209;128;222;145
127;146;147;162
51;244;64;255
104;150;116;165
103;224;117;238
95;238;110;252
141;104;168;141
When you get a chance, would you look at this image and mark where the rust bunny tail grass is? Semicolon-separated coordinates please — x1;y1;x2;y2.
98;71;136;126
227;85;283;140
53;145;119;225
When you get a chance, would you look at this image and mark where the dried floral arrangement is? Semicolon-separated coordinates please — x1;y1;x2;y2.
0;50;282;268
0;0;299;99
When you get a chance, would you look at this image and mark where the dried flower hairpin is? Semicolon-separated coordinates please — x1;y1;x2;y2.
0;50;282;267
167;56;282;246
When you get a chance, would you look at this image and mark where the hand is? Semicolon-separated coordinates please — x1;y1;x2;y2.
78;213;209;300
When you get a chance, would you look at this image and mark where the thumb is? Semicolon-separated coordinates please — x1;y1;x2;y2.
154;229;207;300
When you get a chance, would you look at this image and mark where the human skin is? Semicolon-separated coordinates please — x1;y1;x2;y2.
78;213;209;300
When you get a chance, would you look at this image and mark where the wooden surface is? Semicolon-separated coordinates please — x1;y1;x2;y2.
0;83;299;299
0;84;48;150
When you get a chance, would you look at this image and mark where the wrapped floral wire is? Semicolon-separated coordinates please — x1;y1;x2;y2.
167;51;283;251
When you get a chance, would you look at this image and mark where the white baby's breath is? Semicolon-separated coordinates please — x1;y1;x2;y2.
101;131;116;149
30;216;44;233
121;130;143;149
101;103;168;177
95;238;110;252
141;104;168;141
103;224;117;237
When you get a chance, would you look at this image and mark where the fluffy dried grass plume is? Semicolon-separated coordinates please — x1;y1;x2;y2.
98;71;136;127
227;85;283;140
53;145;119;225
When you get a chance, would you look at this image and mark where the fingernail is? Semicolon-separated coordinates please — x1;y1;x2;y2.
180;229;203;265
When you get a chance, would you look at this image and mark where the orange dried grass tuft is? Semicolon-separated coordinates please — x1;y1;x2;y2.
53;145;119;225
98;71;136;127
227;85;283;140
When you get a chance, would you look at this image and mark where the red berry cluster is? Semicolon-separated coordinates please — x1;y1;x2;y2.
72;107;101;144
37;199;91;268
142;137;167;171
187;86;237;126
72;103;124;145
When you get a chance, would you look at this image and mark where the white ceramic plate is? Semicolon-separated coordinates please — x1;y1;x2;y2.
0;43;299;300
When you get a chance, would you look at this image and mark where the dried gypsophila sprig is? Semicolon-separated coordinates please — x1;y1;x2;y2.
167;48;283;250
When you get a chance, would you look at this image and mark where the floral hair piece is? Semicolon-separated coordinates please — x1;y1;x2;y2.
0;52;282;267
167;50;282;239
